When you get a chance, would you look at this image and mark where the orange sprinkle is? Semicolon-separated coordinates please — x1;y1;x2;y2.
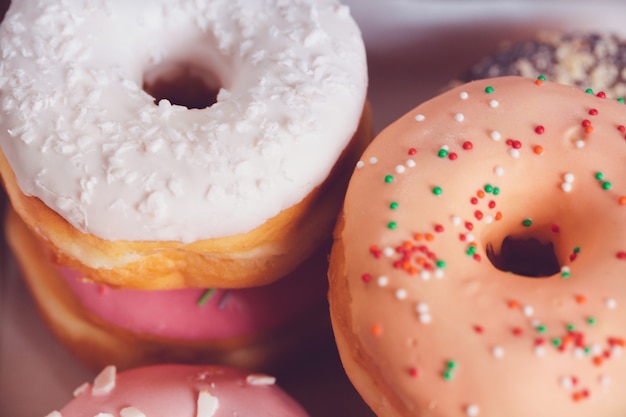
575;295;587;304
507;300;520;309
414;233;423;241
535;79;544;86
533;145;544;155
584;126;594;134
495;211;503;221
425;233;434;241
371;324;382;336
477;190;485;198
619;196;626;206
593;356;604;366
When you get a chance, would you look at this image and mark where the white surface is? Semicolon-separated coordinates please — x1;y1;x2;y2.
2;2;626;416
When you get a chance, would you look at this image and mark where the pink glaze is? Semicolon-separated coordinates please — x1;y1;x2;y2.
53;364;310;417
60;263;327;340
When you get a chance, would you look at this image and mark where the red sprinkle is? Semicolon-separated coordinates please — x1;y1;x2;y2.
617;251;626;260
408;367;419;378
589;108;599;116
362;273;372;283
408;148;417;155
475;210;483;220
462;141;473;150
582;119;591;127
551;224;560;233
512;327;523;336
473;325;484;334
448;152;458;160
618;125;626;132
597;91;607;99
434;224;444;233
535;125;545;134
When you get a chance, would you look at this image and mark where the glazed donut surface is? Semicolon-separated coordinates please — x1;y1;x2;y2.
329;76;626;417
48;364;310;417
0;0;367;242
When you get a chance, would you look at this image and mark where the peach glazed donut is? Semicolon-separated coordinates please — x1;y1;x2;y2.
45;364;309;417
329;76;626;417
0;0;370;370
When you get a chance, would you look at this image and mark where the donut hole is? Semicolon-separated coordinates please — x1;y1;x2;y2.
143;62;221;110
486;235;560;278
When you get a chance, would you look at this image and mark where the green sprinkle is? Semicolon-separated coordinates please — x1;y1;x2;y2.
522;218;533;227
436;259;446;269
484;184;493;193
390;201;399;210
537;75;546;81
587;317;597;326
536;324;547;333
446;360;457;370
567;323;576;332
493;187;500;195
552;338;562;348
485;86;494;94
384;175;394;183
618;97;625;104
466;246;476;256
585;88;594;94
595;171;605;181
443;370;454;380
584;346;592;355
197;288;216;306
438;148;449;158
561;270;571;278
432;186;443;196
388;221;397;230
602;181;612;190
573;246;581;254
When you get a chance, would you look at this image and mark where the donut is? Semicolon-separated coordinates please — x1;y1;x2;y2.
454;31;626;99
5;206;332;372
0;0;370;290
329;76;626;417
45;364;310;417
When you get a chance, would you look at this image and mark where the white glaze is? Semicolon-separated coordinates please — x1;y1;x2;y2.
0;0;367;242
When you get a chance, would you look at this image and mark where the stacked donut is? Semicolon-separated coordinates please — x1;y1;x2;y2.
0;0;370;372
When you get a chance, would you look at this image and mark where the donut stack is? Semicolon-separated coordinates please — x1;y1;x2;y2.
0;0;370;372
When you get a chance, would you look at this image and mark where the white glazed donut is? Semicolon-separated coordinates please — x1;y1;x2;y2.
0;0;370;289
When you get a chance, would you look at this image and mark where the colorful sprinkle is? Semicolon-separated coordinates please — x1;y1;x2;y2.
197;288;216;306
485;86;494;94
432;186;443;196
522;218;533;227
415;114;425;122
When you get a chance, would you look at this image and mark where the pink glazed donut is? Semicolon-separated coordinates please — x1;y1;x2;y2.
329;76;626;417
45;364;309;417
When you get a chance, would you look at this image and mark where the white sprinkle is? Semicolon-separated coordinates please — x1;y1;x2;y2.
434;269;444;279
489;99;499;108
420;270;431;281
396;288;408;300
416;302;429;313
561;183;573;193
454;113;465;122
509;148;520;159
369;156;378;164
523;305;534;317
561;266;571;274
606;298;617;309
573;347;586;359
406;159;416;168
356;160;365;169
246;374;276;386
490;130;501;141
451;215;462;226
120;407;146;417
419;312;432;324
94;413;114;417
415;114;425;122
377;276;389;287
72;382;89;397
395;165;406;174
575;140;586;148
459;91;469;100
465;233;475;243
534;346;546;357
44;412;62;417
484;215;494;224
494;165;504;176
591;344;603;356
563;173;575;183
197;391;219;417
383;247;395;257
466;404;480;416
612;345;623;358
441;145;449;151
492;346;505;358
560;376;574;390
92;365;116;396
